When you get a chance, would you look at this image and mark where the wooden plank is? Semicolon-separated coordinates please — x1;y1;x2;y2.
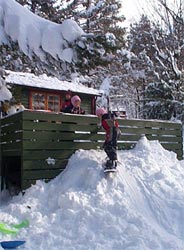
119;136;182;144
23;141;101;150
146;135;182;143
60;124;99;132
117;142;136;150
117;142;183;156
118;119;182;129
160;143;183;150
23;130;74;141
1;150;22;156
23;120;98;132
23;110;98;124
22;169;63;180
1;112;22;124
23;120;66;131
1;141;22;151
23;110;63;122
22;149;75;160
23;131;104;141
1;122;22;134
21;121;98;135
120;133;182;142
1;132;22;142
23;159;68;170
120;127;182;136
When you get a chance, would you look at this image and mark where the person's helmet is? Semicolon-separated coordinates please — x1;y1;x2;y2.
71;95;81;106
96;108;106;116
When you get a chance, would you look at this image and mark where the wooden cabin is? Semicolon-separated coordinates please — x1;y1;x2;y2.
5;70;102;114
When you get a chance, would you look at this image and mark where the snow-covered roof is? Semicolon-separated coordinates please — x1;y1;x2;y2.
5;71;101;96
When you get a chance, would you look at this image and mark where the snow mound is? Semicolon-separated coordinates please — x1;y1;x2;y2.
0;137;184;250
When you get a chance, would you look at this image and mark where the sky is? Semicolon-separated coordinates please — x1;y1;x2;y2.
121;0;142;24
0;136;184;249
121;0;182;26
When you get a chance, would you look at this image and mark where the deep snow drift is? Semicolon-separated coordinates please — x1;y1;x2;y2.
0;137;184;250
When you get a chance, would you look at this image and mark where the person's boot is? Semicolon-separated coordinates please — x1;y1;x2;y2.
105;160;113;169
112;160;117;169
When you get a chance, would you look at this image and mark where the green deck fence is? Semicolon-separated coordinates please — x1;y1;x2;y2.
0;110;183;191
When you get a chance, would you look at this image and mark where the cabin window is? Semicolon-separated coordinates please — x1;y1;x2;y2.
32;93;46;110
30;91;60;112
48;94;60;112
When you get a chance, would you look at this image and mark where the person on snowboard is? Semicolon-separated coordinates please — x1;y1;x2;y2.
96;108;121;170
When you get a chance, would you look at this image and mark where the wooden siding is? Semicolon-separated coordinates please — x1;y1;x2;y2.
76;94;92;114
0;110;183;191
21;88;29;108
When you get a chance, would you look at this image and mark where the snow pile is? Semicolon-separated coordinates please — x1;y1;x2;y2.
0;137;184;249
0;0;84;62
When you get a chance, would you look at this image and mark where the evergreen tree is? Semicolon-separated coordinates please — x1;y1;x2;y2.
16;0;60;22
56;0;126;74
127;13;184;122
143;81;176;120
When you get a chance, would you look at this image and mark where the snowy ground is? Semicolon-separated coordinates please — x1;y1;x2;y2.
0;136;184;250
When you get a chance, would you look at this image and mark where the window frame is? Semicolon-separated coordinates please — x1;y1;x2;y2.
29;90;62;112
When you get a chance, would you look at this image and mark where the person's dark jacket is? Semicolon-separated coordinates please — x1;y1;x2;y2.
61;104;85;114
60;99;72;112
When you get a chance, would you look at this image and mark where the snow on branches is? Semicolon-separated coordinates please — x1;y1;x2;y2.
0;0;84;63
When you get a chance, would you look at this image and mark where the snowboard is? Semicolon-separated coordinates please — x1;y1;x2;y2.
104;167;117;173
104;166;118;180
0;240;26;249
104;168;117;179
103;159;118;174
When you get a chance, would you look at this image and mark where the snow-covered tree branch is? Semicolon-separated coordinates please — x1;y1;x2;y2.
0;0;84;63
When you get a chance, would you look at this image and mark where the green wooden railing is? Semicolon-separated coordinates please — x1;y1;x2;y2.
0;110;183;191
